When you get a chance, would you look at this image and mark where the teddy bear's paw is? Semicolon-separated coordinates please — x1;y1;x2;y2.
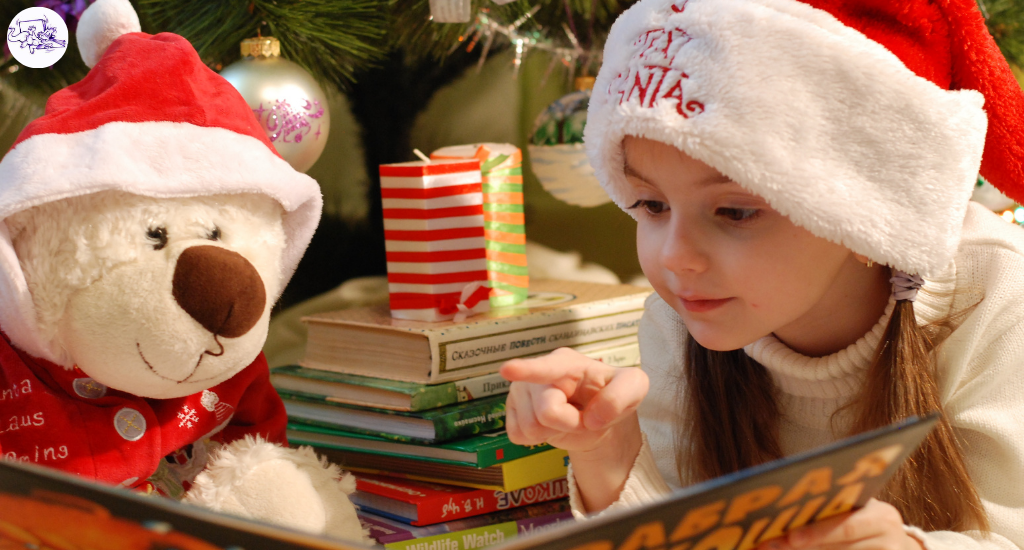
183;436;370;544
183;437;329;534
286;444;372;544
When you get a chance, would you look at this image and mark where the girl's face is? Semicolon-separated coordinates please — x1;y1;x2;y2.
625;137;880;354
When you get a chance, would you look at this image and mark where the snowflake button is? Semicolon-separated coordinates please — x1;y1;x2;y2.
177;405;199;429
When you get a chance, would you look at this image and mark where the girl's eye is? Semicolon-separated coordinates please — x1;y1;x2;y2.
716;207;760;223
146;226;169;250
628;200;668;215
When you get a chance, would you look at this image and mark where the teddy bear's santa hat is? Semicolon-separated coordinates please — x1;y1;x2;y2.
585;0;1024;277
0;0;322;362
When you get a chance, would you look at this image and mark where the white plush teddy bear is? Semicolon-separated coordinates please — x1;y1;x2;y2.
0;0;367;543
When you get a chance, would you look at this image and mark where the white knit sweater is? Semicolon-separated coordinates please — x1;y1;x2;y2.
568;203;1024;550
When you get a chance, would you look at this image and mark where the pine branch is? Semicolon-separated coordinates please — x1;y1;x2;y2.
389;0;632;62
137;0;390;88
980;0;1024;70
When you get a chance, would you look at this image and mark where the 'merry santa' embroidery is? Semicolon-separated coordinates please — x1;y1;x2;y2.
609;0;704;118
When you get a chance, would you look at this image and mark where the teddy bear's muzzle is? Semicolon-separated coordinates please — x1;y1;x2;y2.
171;245;267;338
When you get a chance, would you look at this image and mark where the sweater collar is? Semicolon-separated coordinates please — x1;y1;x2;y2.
742;260;957;400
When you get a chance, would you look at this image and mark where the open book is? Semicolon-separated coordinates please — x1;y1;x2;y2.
0;414;938;550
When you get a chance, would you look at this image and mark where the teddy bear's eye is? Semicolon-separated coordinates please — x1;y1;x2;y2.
146;226;168;250
207;226;221;241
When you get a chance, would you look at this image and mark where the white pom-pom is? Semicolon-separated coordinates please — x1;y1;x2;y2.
76;0;141;68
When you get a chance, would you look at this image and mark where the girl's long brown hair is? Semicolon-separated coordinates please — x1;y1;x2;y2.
678;298;989;532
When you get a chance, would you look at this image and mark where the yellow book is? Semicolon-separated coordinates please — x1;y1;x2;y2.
316;446;568;492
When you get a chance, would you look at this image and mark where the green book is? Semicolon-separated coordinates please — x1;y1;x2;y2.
281;393;508;444
270;366;510;412
286;425;551;468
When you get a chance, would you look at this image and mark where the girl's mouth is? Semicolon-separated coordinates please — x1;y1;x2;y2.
680;297;732;313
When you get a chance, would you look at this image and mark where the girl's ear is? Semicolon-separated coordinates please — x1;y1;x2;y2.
853;253;874;268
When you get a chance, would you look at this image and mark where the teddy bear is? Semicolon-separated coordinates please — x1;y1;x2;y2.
0;0;368;543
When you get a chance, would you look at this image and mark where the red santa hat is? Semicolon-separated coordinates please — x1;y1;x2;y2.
584;0;1024;277
0;0;322;362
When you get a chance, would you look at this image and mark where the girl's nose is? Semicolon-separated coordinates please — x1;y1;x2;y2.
660;223;710;274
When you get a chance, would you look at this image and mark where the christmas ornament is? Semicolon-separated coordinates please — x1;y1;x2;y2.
528;77;610;207
220;37;330;173
429;0;472;23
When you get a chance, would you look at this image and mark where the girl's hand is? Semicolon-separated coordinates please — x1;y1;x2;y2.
757;499;925;550
500;347;649;452
500;347;649;513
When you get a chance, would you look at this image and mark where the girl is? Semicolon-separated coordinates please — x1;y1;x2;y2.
502;0;1024;549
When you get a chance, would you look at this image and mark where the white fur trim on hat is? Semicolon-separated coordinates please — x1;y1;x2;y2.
0;121;322;362
584;0;988;277
76;0;141;68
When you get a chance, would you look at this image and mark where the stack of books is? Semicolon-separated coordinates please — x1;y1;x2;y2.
271;279;652;548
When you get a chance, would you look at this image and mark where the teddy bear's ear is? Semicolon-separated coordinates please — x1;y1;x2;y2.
76;0;141;68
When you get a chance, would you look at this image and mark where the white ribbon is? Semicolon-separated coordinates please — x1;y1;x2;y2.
453;281;490;322
890;270;924;302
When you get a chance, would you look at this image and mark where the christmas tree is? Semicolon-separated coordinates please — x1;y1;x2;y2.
2;0;1022;309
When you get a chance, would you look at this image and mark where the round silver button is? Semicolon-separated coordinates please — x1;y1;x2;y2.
114;407;146;441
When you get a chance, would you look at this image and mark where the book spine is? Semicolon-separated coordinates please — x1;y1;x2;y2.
385;522;518;550
513;512;574;536
417;500;570;536
414;478;569;525
361;512;421;543
426;298;646;381
474;439;551;469
380;513;575;550
500;448;570;492
587;341;641;368
374;508;573;545
409;382;459;411
429;397;507;443
454;372;510;402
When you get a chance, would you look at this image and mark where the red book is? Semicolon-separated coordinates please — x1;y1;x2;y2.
351;473;569;526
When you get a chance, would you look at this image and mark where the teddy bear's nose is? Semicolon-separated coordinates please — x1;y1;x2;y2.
172;245;267;338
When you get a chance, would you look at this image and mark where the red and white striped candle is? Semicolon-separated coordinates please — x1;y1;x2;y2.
380;159;491;322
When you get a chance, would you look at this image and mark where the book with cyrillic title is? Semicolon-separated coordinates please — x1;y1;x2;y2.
357;500;572;544
315;445;570;492
351;473;568;526
358;506;574;549
273;338;639;412
300;279;651;384
282;393;508;444
271;366;511;412
286;427;552;468
0;414;939;550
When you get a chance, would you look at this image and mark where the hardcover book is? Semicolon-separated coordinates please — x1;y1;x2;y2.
282;393;508;444
351;473;569;526
314;445;570;493
300;279;651;383
287;427;553;468
272;338;638;412
357;500;572;544
271;367;512;412
0;414;938;550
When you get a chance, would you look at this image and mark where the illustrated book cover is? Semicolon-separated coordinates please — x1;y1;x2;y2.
0;414;937;550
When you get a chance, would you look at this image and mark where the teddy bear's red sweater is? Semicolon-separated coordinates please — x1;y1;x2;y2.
0;329;288;496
